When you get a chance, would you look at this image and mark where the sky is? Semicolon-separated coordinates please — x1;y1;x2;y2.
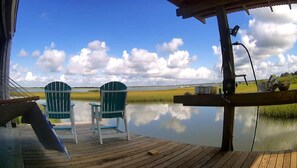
10;0;297;87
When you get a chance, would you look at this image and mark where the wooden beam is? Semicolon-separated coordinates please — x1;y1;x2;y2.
242;5;250;15
288;0;292;9
267;0;274;12
171;0;297;21
193;15;206;24
173;90;297;107
216;6;235;95
176;0;238;17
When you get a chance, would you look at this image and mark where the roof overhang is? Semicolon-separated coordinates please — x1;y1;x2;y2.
169;0;297;23
0;0;19;40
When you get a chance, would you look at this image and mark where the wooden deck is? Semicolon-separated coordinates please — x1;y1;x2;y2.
16;124;297;168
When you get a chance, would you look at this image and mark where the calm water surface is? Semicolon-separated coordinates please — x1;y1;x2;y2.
41;100;297;152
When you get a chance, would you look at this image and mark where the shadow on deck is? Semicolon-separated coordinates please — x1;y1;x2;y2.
16;124;297;168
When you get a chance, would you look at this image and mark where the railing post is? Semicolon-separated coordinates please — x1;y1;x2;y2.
221;105;235;151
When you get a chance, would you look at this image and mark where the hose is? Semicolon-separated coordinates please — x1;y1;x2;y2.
232;42;259;151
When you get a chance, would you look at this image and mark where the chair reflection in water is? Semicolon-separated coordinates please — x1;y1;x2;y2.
42;81;78;143
90;81;130;144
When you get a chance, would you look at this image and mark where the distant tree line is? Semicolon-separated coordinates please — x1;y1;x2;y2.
277;71;297;83
280;71;297;77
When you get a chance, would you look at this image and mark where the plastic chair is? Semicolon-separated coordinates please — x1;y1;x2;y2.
42;81;78;143
89;81;130;144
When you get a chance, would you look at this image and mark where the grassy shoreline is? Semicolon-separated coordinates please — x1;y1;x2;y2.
30;83;297;118
31;87;194;102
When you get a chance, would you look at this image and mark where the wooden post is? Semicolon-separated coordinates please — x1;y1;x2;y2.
216;6;236;151
216;6;236;95
221;105;235;151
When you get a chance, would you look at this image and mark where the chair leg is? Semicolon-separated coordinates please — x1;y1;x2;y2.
116;117;120;133
91;106;97;135
96;118;103;144
124;117;130;140
70;108;78;143
71;121;78;144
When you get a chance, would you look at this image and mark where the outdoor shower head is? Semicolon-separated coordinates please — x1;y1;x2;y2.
229;25;240;37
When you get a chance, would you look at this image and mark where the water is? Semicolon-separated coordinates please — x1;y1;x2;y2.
39;100;297;151
26;85;187;92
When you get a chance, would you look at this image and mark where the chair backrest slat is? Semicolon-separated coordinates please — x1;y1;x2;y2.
100;81;127;118
45;81;71;119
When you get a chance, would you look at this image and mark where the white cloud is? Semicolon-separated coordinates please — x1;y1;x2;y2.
213;5;297;81
277;54;286;66
168;51;190;68
9;63;54;87
25;72;37;81
32;50;40;57
288;54;297;64
105;46;211;84
36;48;65;72
9;64;28;82
162;119;186;133
157;38;183;53
244;5;297;59
66;40;110;75
16;38;215;86
18;49;28;57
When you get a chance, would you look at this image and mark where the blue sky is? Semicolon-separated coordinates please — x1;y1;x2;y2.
10;1;297;87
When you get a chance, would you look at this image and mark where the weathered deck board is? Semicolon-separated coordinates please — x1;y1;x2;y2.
291;151;297;168
15;124;297;168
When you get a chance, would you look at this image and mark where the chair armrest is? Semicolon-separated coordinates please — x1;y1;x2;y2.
89;102;101;107
40;101;47;107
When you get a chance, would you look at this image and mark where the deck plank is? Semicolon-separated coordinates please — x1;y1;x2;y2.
14;124;297;168
177;146;214;168
157;145;202;168
151;144;197;168
121;143;187;168
231;152;249;168
221;151;243;168
276;151;285;168
290;151;297;168
259;152;271;168
267;152;278;168
97;141;177;168
191;147;221;167
250;152;264;168
284;150;292;168
210;151;235;168
132;143;193;167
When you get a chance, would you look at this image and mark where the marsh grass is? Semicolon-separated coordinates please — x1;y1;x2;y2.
31;87;195;102
30;83;297;118
259;104;297;119
237;83;297;119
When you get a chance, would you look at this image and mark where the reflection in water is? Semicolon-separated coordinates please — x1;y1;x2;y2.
42;100;297;151
253;117;297;151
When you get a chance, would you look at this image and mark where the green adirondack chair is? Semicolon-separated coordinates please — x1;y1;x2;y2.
43;81;78;143
89;81;130;144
